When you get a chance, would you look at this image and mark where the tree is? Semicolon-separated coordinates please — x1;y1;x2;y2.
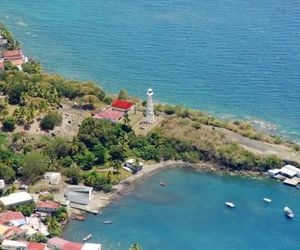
8;83;28;104
93;144;109;165
47;217;61;237
0;98;8;120
2;116;16;131
65;165;81;184
129;243;142;250
14;202;36;216
112;160;122;174
54;207;68;222
118;89;128;100
21;152;49;182
29;233;47;243
40;111;62;130
22;60;42;74
0;163;16;183
4;61;18;71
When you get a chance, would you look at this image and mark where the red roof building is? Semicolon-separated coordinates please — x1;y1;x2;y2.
36;200;60;213
0;211;26;226
0;60;4;71
28;242;46;250
111;100;134;112
3;50;23;60
3;50;27;67
94;109;125;123
63;242;83;250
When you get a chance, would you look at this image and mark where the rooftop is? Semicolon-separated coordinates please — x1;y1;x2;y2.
111;99;133;110
94;109;124;122
28;242;46;250
1;239;27;247
0;192;33;207
63;242;83;250
3;49;23;59
0;211;25;222
37;200;60;209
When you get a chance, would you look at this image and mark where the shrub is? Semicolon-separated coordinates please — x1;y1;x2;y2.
2;116;16;131
40;112;62;130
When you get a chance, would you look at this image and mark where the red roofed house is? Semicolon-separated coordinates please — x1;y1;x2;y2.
111;100;134;112
48;237;83;250
28;242;47;250
3;49;28;69
0;211;26;227
36;200;60;214
0;59;4;71
94;109;125;123
63;241;83;250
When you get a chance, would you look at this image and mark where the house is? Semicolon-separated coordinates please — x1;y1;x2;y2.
1;239;28;250
0;211;26;227
19;225;37;237
63;242;83;250
283;164;300;177
66;186;93;205
82;243;102;250
0;225;13;241
94;109;124;123
279;166;297;178
0;179;5;190
111;100;134;112
0;35;8;47
27;242;46;250
267;169;280;177
48;237;68;249
7;226;25;239
36;200;60;214
3;50;28;69
44;172;61;185
0;192;33;209
123;159;143;174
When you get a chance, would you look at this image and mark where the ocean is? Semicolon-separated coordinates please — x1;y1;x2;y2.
62;168;300;250
0;0;300;140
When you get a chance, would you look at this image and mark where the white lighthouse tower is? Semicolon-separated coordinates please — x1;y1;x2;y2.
146;88;154;124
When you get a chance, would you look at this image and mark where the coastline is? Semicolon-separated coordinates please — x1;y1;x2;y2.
88;160;266;214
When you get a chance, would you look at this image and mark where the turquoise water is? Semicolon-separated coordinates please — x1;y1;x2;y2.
0;0;300;140
63;168;300;249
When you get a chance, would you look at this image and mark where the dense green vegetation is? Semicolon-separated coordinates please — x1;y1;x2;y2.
0;70;107;130
0;22;20;50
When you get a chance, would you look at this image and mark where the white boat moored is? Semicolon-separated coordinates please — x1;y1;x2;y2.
263;198;272;203
225;202;235;208
284;206;294;218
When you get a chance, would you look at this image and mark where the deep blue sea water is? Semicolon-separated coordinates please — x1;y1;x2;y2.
62;168;300;250
0;0;300;140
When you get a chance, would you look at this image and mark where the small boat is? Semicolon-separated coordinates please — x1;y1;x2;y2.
225;202;235;208
284;206;294;218
263;198;272;203
91;210;100;215
103;220;113;224
160;181;166;187
82;234;92;242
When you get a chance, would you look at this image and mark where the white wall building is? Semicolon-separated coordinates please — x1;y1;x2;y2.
66;186;93;205
1;239;27;250
44;172;62;185
0;192;33;209
82;243;102;250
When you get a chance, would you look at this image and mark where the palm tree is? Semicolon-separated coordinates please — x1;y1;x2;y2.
124;113;130;125
129;243;142;250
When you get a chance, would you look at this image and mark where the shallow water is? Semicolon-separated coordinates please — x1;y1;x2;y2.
63;168;300;249
1;0;300;140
